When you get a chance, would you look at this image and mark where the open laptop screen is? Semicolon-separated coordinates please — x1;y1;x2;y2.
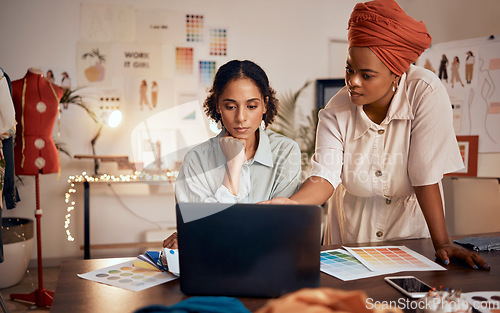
176;203;322;298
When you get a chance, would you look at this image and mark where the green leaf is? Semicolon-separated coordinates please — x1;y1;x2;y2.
270;80;322;169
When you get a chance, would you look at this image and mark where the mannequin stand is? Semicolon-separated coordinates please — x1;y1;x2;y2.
10;174;54;307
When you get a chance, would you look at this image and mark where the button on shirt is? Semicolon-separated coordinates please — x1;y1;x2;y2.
309;65;464;244
175;128;302;203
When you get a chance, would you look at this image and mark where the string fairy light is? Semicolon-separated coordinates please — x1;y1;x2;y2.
64;170;178;242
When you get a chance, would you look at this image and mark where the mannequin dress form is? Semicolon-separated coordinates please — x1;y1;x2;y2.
10;67;63;308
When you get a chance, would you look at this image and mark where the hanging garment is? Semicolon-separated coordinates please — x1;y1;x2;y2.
0;67;20;210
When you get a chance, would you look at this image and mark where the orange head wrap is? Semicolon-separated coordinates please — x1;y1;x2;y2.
348;0;432;76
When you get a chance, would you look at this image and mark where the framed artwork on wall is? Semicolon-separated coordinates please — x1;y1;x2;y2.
446;135;479;177
315;79;345;110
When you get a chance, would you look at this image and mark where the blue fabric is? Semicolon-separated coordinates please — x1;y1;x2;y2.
0;68;20;210
134;297;251;313
2;136;20;209
454;237;500;252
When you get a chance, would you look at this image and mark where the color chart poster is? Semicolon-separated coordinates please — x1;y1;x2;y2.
135;9;185;44
209;27;227;56
176;47;194;75
199;61;216;87
186;14;204;42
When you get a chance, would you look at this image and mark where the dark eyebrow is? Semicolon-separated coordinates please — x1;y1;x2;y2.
221;98;261;103
346;61;378;74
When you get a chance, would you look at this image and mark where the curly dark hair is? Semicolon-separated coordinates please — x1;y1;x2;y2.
203;60;278;127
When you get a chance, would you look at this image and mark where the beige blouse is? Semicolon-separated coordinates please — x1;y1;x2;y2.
309;65;464;244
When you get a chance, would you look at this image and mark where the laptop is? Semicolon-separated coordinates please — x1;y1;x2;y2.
176;202;322;298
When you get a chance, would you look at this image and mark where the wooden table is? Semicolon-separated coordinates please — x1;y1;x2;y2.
51;233;500;312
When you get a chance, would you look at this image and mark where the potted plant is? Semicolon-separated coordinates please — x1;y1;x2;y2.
270;81;320;175
57;88;102;158
0;217;34;288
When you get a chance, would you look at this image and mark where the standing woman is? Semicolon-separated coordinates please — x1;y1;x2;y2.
60;72;71;91
139;79;151;110
438;54;448;83
45;70;55;84
263;0;488;269
465;51;475;84
450;56;464;88
151;81;158;108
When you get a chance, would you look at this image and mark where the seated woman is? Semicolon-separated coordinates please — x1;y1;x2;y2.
164;60;302;248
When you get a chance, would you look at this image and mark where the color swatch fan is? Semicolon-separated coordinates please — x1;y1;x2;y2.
321;249;398;281
78;260;178;292
344;246;445;272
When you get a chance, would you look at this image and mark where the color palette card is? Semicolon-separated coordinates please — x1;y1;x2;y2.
78;260;178;292
186;14;204;42
209;27;227;56
344;246;445;272
165;248;179;276
321;249;398;281
175;47;194;74
199;60;216;86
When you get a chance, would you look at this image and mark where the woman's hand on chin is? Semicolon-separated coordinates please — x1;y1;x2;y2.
219;136;246;167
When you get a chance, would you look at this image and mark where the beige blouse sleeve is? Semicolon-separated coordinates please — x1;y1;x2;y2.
408;81;464;186
307;106;344;189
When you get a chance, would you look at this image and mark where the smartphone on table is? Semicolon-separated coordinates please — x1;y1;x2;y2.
384;276;432;298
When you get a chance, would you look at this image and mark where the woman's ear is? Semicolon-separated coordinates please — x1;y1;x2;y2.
263;97;268;114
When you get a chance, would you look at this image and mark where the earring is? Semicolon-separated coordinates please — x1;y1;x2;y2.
217;120;223;130
260;120;266;130
392;82;398;93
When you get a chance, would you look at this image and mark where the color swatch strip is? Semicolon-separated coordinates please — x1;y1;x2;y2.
344;246;446;272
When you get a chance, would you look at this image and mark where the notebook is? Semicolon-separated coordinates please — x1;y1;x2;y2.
176;202;322;298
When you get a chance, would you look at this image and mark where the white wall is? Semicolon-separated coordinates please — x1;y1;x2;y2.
1;0;498;264
400;0;500;44
0;0;357;263
401;0;500;178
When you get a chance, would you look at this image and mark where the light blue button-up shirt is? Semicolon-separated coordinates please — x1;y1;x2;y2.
175;128;302;203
